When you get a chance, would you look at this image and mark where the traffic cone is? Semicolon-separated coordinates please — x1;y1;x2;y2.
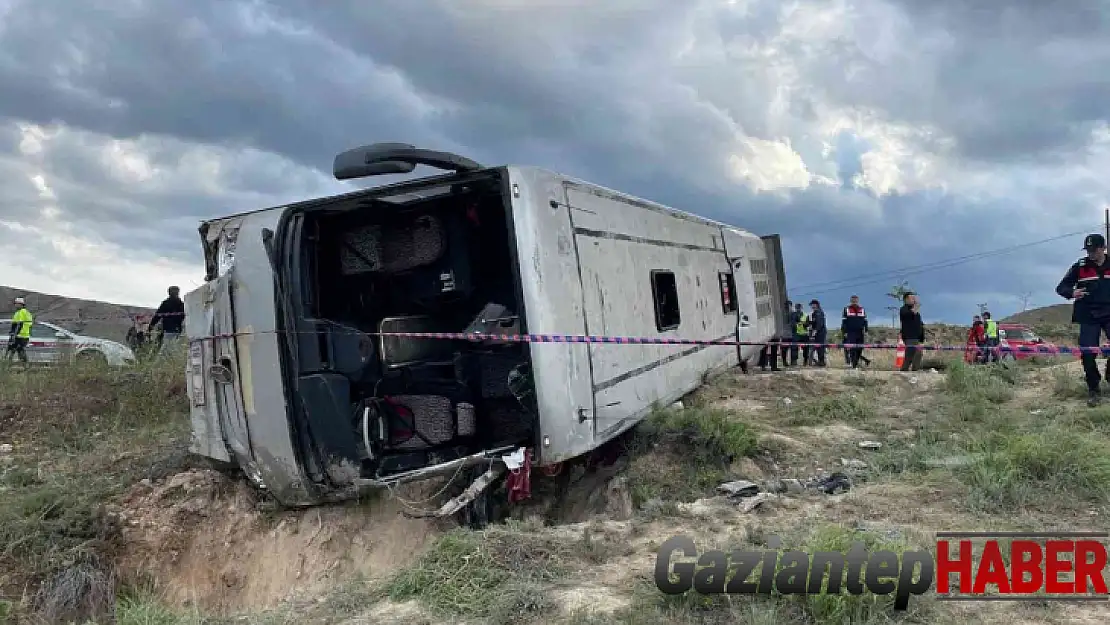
894;338;905;369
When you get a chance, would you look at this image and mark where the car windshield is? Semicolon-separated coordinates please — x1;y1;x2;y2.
1003;328;1036;341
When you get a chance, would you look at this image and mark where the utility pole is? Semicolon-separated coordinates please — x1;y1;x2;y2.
1105;207;1109;243
977;302;988;316
1019;292;1032;312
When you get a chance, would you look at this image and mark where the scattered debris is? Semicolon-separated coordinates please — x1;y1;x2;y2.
908;376;919;385
858;440;882;450
840;458;868;470
763;478;805;495
810;472;852;494
717;480;759;498
0;443;11;454
670;401;685;411
739;492;776;513
780;397;793;406
924;454;984;469
1030;409;1044;415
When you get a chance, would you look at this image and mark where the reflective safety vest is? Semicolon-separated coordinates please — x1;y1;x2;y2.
794;313;808;335
985;320;998;339
11;308;32;339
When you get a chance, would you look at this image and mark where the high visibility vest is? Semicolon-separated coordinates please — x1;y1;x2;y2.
794;313;808;335
11;308;32;339
985;320;998;339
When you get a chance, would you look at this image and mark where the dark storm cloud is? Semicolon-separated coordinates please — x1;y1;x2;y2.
838;0;1110;163
0;0;1106;318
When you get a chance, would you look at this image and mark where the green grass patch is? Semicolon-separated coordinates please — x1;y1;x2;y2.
961;426;1110;509
385;521;626;624
942;360;1018;404
0;354;190;623
623;408;758;507
1051;367;1089;400
776;394;875;427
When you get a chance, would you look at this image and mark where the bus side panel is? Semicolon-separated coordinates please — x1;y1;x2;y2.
565;185;737;439
507;167;597;466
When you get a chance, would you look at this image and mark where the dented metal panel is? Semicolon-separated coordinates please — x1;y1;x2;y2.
507;167;596;465
187;207;316;504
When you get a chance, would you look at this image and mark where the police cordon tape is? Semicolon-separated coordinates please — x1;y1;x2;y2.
175;329;1110;357
18;311;1110;356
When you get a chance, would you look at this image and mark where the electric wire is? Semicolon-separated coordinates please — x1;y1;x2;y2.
792;225;1102;297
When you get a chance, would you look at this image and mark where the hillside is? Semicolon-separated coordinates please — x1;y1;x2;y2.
0;286;153;343
2;348;1106;623
1001;303;1071;325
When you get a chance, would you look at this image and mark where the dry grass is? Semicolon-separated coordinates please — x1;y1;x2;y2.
3;329;1108;625
0;348;190;623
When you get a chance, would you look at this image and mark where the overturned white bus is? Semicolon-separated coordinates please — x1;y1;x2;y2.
184;143;789;521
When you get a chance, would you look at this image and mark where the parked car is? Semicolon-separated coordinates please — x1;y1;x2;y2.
998;323;1057;361
0;320;136;366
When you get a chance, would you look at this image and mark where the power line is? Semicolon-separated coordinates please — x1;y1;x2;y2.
793;226;1099;297
792;225;1097;292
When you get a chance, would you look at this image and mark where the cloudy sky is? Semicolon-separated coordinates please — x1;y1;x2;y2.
1;0;1108;325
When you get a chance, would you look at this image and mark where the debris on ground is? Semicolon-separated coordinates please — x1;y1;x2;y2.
717;480;759;497
811;472;852;494
858;440;882;449
924;454;985;469
840;458;868;470
0;443;11;454
738;492;776;513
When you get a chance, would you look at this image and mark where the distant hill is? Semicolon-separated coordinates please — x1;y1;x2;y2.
1002;304;1072;325
0;286;153;343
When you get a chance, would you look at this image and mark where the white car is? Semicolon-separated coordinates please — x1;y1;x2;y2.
0;320;136;366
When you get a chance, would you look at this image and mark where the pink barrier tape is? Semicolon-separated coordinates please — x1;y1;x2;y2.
176;330;1106;357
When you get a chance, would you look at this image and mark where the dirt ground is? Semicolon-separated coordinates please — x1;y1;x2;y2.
50;353;1098;625
2;350;1110;621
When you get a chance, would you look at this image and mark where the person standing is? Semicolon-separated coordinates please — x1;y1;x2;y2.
968;315;987;364
841;295;868;369
898;292;925;371
1055;233;1110;406
982;311;1000;363
149;286;186;354
760;300;791;372
809;299;828;367
6;297;32;366
790;302;808;367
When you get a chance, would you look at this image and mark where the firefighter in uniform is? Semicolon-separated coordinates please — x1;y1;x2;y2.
1056;233;1110;406
841;295;868;369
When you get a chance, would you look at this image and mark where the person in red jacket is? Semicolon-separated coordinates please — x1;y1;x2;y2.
967;315;987;364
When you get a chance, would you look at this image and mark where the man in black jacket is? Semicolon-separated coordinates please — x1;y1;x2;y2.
149;286;185;353
808;299;827;366
899;292;926;371
1056;234;1110;406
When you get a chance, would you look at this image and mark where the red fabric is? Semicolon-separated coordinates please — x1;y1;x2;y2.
506;449;532;503
968;323;986;344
